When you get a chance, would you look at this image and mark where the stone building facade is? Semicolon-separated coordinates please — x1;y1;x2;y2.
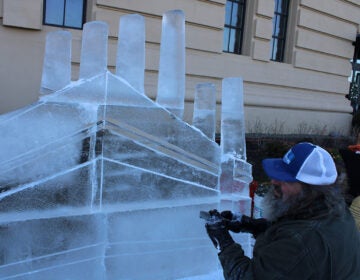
0;0;359;135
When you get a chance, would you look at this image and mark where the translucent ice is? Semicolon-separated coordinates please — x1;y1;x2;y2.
221;77;247;160
0;10;252;280
219;77;252;216
79;21;108;79
156;10;185;119
116;14;145;94
193;83;217;140
40;31;71;94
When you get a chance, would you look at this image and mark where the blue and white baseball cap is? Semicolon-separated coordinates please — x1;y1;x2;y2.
262;142;337;185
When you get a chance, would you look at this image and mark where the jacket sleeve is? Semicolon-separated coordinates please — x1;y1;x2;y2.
218;227;323;280
218;243;253;280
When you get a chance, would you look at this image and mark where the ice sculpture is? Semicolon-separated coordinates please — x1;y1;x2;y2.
0;10;252;280
193;83;217;141
156;10;186;119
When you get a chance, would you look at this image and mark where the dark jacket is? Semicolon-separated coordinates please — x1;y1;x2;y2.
219;207;360;279
339;148;360;198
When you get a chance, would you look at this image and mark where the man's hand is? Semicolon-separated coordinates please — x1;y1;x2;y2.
205;220;234;251
200;209;235;251
220;210;244;233
201;209;270;250
221;211;270;237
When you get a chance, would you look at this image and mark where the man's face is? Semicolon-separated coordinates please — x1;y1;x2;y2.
262;180;304;221
271;179;303;201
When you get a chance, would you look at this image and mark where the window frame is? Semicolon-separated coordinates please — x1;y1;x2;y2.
43;0;87;30
270;0;290;62
223;0;247;55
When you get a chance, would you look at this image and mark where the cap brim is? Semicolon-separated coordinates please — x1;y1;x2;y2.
262;158;298;182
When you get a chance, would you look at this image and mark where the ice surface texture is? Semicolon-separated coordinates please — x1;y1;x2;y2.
0;10;251;280
156;10;186;119
193;83;217;141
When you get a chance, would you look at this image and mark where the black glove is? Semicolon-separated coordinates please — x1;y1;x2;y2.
221;211;270;238
205;210;235;251
220;210;243;233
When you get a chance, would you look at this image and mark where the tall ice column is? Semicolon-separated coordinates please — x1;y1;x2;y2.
116;14;145;94
192;83;216;140
40;31;71;94
156;10;185;119
79;21;109;79
220;77;253;257
220;77;252;211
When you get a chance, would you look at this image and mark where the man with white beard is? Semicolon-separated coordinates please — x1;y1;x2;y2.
204;142;360;279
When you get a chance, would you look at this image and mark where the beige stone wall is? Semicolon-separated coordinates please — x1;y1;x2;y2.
0;0;359;135
3;0;43;29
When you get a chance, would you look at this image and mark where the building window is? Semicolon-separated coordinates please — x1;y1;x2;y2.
270;0;290;62
223;0;246;54
43;0;86;29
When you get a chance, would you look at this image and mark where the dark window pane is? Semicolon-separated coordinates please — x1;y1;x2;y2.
45;0;65;25
278;16;288;37
65;0;84;28
223;27;230;51
231;3;238;26
235;4;246;28
270;0;289;62
276;0;283;13
279;0;289;14
225;2;232;25
274;15;280;35
275;0;280;13
44;0;85;29
223;0;246;55
229;29;236;53
275;39;285;60
272;15;276;32
270;38;277;58
234;29;243;53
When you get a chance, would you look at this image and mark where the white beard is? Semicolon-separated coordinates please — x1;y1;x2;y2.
262;185;303;222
